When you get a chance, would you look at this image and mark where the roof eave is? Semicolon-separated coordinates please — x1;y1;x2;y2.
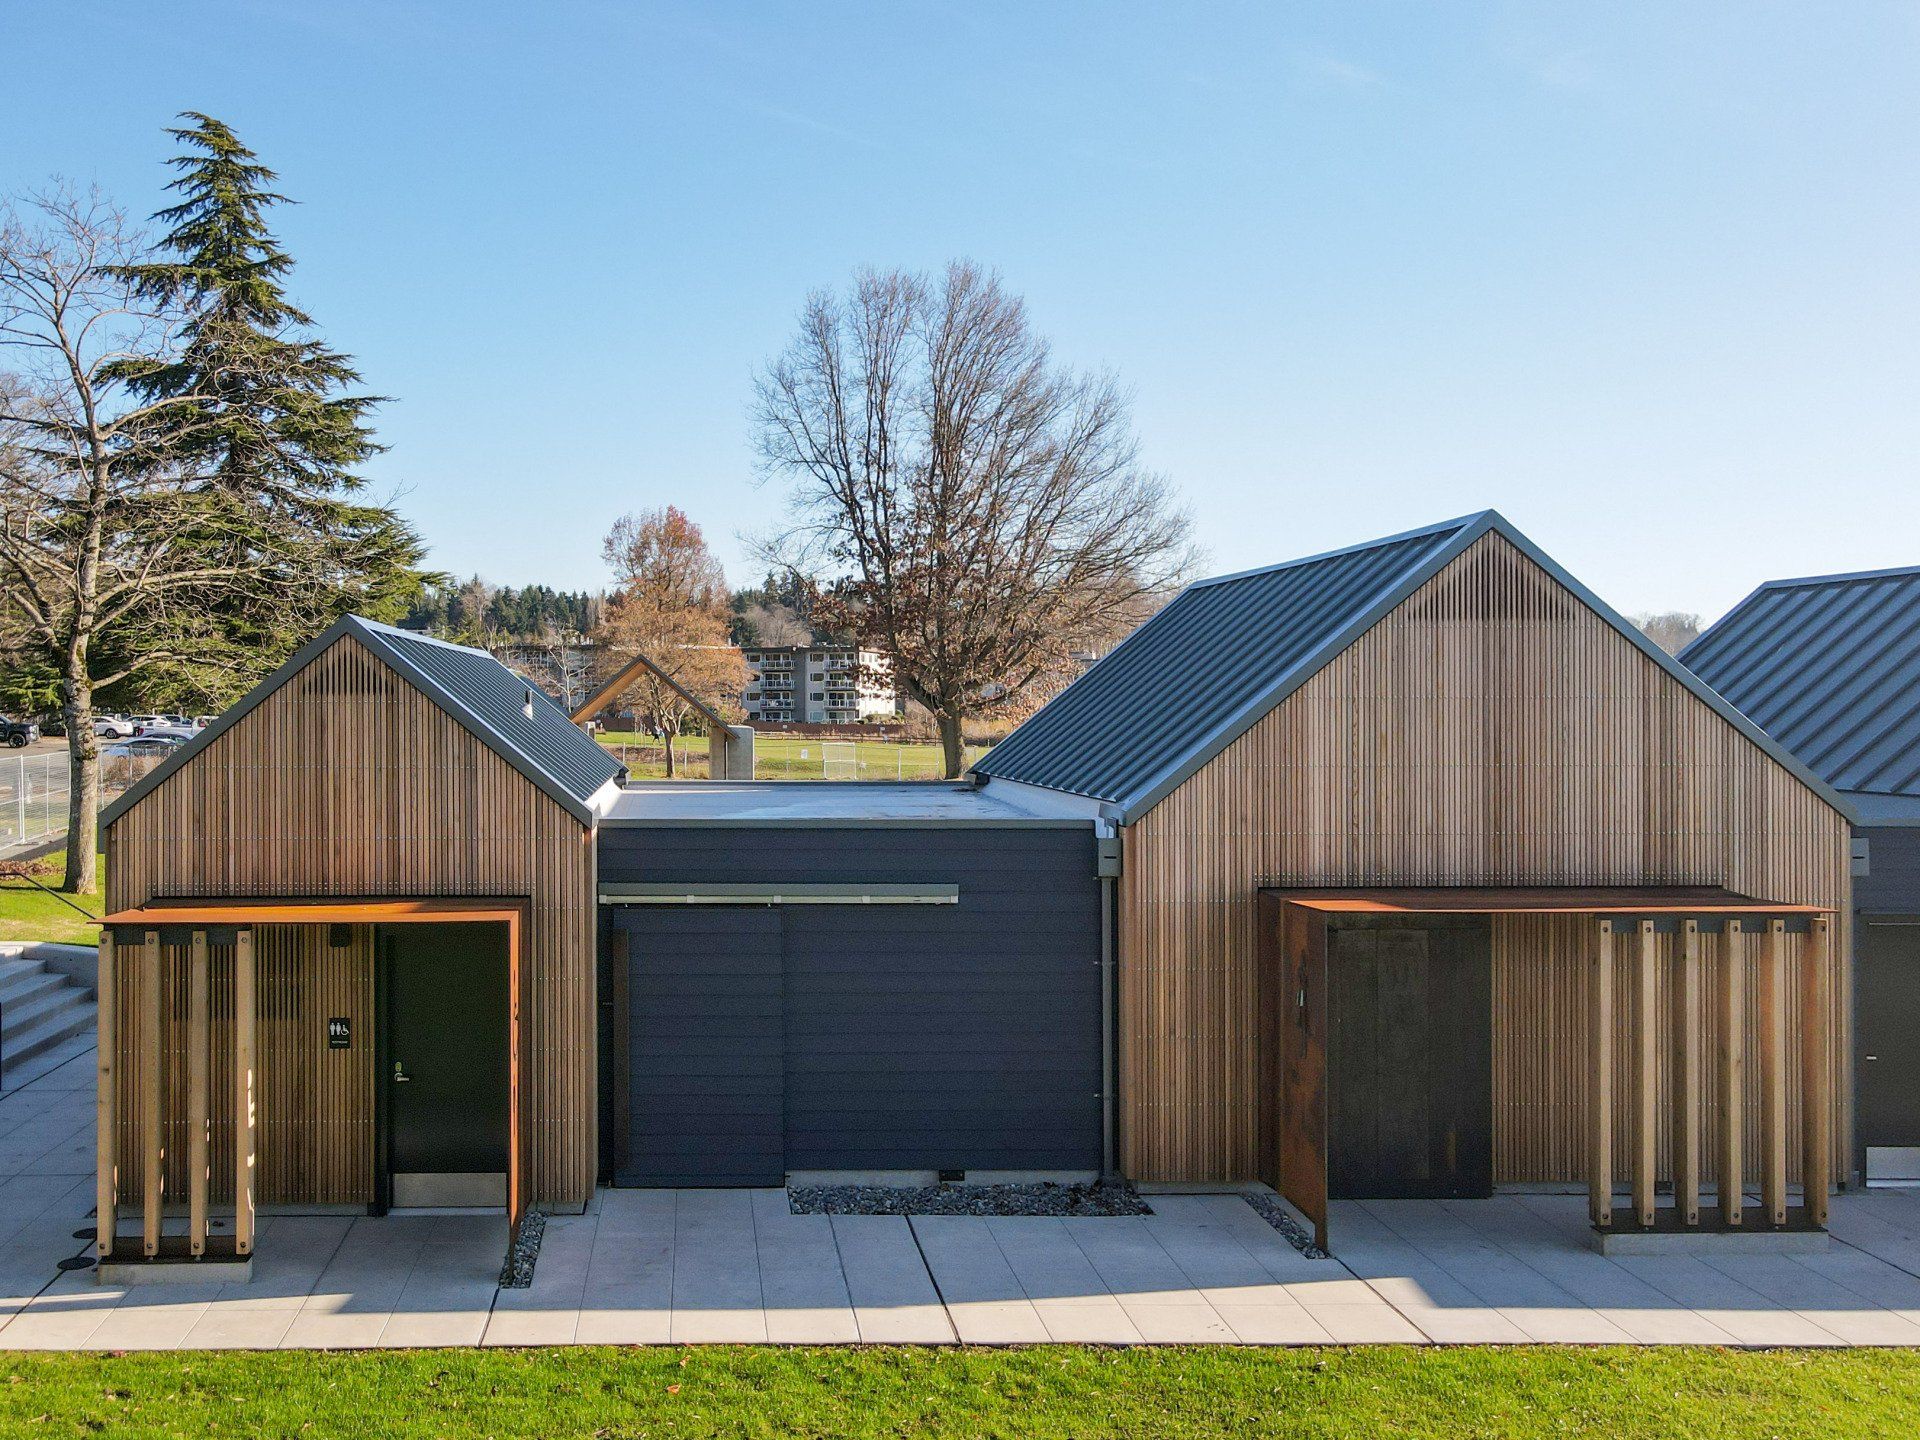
347;620;602;827
100;615;364;830
1113;510;1857;828
101;616;608;834
1491;522;1860;828
1107;511;1503;824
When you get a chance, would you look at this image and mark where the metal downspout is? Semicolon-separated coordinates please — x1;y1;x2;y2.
1098;819;1120;1182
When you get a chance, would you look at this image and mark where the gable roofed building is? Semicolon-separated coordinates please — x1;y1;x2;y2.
976;510;1850;1246
1683;564;1920;1183
1681;565;1920;823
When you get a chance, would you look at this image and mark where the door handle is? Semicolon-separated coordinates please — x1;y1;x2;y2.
393;1061;411;1083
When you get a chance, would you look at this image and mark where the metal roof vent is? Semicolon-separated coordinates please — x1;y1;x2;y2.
523;686;535;720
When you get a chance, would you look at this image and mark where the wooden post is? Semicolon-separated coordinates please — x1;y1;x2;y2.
141;930;162;1258
1590;919;1614;1229
95;933;116;1259
1801;917;1831;1229
188;930;210;1257
234;927;256;1258
1673;919;1701;1227
1634;919;1657;1229
1720;921;1744;1226
1761;919;1789;1228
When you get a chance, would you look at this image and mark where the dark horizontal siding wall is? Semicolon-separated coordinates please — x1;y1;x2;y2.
1857;826;1920;914
600;825;1102;1176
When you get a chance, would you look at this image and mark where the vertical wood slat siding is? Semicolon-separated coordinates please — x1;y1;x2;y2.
1119;532;1851;1184
105;635;598;1209
113;926;373;1209
1492;915;1827;1188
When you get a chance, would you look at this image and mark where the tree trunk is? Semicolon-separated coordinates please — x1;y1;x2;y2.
938;709;967;779
60;678;100;895
662;726;677;779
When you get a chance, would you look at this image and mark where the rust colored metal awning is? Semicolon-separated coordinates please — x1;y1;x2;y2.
99;898;526;927
1263;885;1831;916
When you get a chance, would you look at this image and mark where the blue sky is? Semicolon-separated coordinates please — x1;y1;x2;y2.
7;2;1919;620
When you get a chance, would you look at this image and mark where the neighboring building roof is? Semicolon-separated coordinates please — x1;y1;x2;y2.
1681;564;1920;803
102;616;626;830
974;510;1853;825
604;780;1081;827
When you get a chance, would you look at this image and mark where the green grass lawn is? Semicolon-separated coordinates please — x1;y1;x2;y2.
0;1346;1912;1439
596;732;991;781
0;852;102;946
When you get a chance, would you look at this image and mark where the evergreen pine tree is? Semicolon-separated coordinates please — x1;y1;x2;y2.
108;113;432;687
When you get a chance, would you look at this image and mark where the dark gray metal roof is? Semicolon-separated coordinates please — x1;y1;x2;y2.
976;511;1854;825
975;514;1483;814
102;615;625;829
1681;564;1920;800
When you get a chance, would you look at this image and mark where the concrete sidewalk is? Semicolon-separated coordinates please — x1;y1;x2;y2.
4;1045;1920;1348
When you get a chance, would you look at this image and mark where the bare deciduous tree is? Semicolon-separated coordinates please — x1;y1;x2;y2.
595;506;746;778
755;261;1194;775
1634;611;1702;655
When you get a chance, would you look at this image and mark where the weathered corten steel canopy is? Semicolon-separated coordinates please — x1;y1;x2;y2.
1263;886;1835;1253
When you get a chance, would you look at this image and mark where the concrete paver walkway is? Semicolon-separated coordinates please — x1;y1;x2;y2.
4;1045;1920;1347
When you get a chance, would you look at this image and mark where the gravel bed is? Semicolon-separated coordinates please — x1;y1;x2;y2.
499;1209;546;1288
1242;1190;1328;1259
789;1180;1151;1218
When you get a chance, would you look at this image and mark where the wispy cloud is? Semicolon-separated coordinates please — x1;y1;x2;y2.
727;96;883;149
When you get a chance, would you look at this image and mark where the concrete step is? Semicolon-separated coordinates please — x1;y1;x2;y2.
3;1001;94;1073
0;968;65;1010
3;981;87;1039
0;956;94;1075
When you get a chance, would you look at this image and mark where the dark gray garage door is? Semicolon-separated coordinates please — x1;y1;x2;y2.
608;863;1100;1185
617;907;784;1186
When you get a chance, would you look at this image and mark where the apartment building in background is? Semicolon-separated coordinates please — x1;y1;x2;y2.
741;644;897;723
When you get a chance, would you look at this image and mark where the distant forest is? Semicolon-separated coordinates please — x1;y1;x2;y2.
403;578;600;644
403;571;833;649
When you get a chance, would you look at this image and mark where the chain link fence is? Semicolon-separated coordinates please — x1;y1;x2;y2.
0;749;162;861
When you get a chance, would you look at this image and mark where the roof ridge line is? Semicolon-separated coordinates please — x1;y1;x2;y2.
1187;510;1498;590
349;623;608;822
1750;562;1920;592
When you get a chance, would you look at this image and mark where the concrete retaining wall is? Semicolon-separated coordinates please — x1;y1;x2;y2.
0;941;97;998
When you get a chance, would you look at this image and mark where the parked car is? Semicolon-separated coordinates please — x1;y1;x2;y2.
104;736;184;759
0;716;39;749
193;715;217;730
137;725;199;743
128;714;168;735
30;711;65;737
94;715;135;739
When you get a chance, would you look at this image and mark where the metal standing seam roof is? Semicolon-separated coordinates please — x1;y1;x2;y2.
974;510;1855;826
1680;564;1920;799
101;615;627;829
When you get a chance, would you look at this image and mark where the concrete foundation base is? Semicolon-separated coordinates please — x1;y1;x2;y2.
1136;1180;1275;1196
99;1256;253;1286
786;1170;938;1188
1592;1226;1830;1256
